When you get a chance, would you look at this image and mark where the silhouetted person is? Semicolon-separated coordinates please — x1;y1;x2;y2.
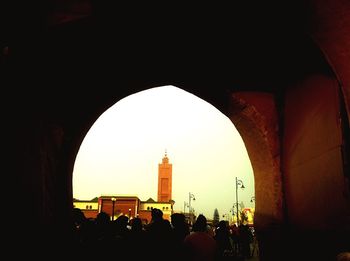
171;212;190;243
95;211;113;257
72;207;87;230
72;208;87;244
145;208;173;260
111;215;130;258
171;213;190;259
230;224;240;256
112;214;130;241
239;223;253;258
130;217;144;233
128;217;147;259
183;214;217;261
71;208;91;258
80;218;98;247
214;220;236;260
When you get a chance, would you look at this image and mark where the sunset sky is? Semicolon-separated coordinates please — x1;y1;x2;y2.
72;85;255;219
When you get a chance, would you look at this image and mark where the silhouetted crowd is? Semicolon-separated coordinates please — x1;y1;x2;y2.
71;207;256;261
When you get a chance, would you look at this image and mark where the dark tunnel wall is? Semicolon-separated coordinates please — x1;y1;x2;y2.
283;75;347;230
3;0;350;260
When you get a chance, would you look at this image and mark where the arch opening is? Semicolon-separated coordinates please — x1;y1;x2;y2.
72;86;257;227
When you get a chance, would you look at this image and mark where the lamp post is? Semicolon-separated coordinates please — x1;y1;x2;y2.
184;201;189;214
128;208;132;219
189;192;195;214
230;207;235;224
111;197;116;221
235;177;245;225
250;196;255;203
189;192;195;224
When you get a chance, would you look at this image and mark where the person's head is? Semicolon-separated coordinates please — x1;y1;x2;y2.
171;213;186;227
193;214;207;232
72;208;86;226
151;208;163;222
215;220;229;236
217;220;228;231
130;217;143;231
96;211;110;225
115;215;129;227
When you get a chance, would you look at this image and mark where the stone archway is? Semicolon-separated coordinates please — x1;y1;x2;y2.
228;93;284;230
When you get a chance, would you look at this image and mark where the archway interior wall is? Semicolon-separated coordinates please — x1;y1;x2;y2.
283;73;348;230
310;0;350;125
228;92;283;230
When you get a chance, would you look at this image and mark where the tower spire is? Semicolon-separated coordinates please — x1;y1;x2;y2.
162;149;169;163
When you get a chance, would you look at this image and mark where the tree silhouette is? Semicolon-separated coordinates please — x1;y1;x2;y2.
213;208;220;227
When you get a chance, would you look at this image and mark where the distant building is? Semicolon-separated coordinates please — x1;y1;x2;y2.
73;197;99;219
98;195;140;220
74;152;175;224
139;197;173;223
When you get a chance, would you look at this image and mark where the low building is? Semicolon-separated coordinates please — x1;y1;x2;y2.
73;197;99;219
99;195;140;220
138;197;173;223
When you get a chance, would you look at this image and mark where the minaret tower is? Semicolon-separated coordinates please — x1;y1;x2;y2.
157;150;172;202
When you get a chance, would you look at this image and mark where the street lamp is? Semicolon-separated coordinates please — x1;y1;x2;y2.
230;207;234;222
184;201;189;214
250;196;256;203
235;177;245;225
128;208;132;219
111;197;116;221
189;192;195;214
189;192;195;224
